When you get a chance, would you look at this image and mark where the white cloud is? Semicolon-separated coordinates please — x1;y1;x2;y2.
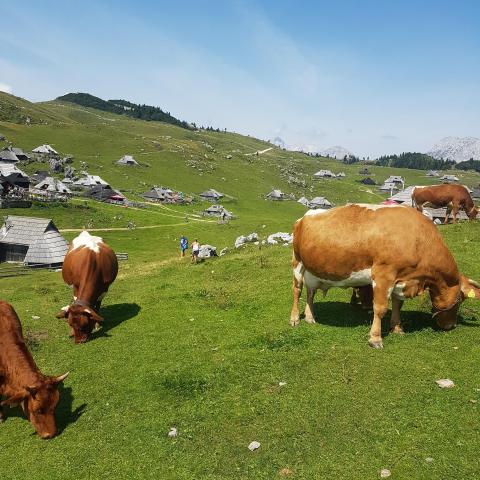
0;82;12;94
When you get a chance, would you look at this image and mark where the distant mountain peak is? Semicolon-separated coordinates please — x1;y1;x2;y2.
319;145;354;159
427;136;480;162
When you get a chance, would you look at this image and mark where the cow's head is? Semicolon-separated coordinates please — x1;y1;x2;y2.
433;277;480;330
432;302;460;331
0;372;69;439
56;304;103;343
467;205;479;221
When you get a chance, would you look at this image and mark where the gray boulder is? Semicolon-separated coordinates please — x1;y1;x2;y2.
267;232;293;245
235;232;259;248
198;244;217;258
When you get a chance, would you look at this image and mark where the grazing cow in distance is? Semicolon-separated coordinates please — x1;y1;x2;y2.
290;204;480;348
412;184;478;223
0;301;69;438
56;231;118;344
350;286;373;310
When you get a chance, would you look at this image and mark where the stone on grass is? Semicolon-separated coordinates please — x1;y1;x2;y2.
425;457;434;463
267;232;293;245
279;381;287;387
31;315;40;320
380;468;391;478
235;233;259;249
436;379;455;388
198;244;217;259
248;441;261;451
168;427;178;438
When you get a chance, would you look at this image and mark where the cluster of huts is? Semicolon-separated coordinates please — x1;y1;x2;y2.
0;142;134;206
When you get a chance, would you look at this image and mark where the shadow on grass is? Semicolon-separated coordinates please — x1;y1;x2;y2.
56;385;87;435
90;302;141;341
2;385;86;437
310;301;478;334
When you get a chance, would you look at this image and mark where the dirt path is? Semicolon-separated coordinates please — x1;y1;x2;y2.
60;222;192;233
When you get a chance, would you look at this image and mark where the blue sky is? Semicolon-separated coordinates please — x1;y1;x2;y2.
1;0;479;157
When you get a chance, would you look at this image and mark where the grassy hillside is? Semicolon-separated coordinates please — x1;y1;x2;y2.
0;92;480;479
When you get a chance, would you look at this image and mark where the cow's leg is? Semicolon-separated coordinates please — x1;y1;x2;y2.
350;288;359;306
369;277;393;348
290;275;303;327
390;296;404;334
444;207;451;224
0;405;4;423
452;205;459;223
304;287;316;324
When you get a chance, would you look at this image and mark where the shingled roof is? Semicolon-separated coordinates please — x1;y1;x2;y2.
0;216;68;266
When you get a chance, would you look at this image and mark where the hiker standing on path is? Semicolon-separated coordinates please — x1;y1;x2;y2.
180;235;188;257
191;238;200;264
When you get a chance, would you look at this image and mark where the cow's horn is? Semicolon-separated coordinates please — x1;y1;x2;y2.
470;279;480;288
54;372;70;383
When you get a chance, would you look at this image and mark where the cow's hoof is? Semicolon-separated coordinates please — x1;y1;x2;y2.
304;317;316;325
290;318;300;327
390;325;405;335
368;338;384;349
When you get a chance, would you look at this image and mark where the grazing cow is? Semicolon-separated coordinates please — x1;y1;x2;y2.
290;205;480;348
412;184;478;223
0;301;69;438
56;231;118;343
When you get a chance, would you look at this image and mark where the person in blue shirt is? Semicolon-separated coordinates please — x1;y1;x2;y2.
179;235;188;257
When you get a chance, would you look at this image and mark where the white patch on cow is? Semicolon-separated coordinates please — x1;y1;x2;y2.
61;305;69;312
304;268;372;291
73;296;77;301
293;262;305;282
353;203;403;211
304;209;330;217
391;282;406;300
72;231;103;253
372;280;377;290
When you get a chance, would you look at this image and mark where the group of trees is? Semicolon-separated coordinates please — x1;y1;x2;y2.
375;152;455;170
57;93;191;129
455;158;480;172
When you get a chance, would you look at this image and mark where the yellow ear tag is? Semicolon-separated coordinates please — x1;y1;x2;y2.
468;289;476;299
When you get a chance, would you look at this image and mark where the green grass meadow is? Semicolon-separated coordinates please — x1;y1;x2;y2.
0;94;480;479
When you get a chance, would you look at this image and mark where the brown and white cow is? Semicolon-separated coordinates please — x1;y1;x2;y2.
290;204;480;348
412;184;478;223
56;231;118;344
0;301;69;438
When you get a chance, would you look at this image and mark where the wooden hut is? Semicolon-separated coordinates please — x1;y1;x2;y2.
116;155;139;166
0;216;68;266
266;189;287;201
200;189;224;201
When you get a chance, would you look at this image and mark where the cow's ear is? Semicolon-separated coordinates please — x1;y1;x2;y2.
1;392;28;406
56;307;69;319
460;276;480;300
84;308;103;323
51;372;69;385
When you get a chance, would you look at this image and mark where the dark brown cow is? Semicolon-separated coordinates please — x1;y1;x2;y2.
412;184;478;223
56;231;118;343
0;301;69;438
290;204;480;348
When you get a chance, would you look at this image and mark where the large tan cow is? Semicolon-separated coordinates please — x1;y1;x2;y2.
0;301;69;438
290;204;480;348
412;184;478;223
56;231;118;343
